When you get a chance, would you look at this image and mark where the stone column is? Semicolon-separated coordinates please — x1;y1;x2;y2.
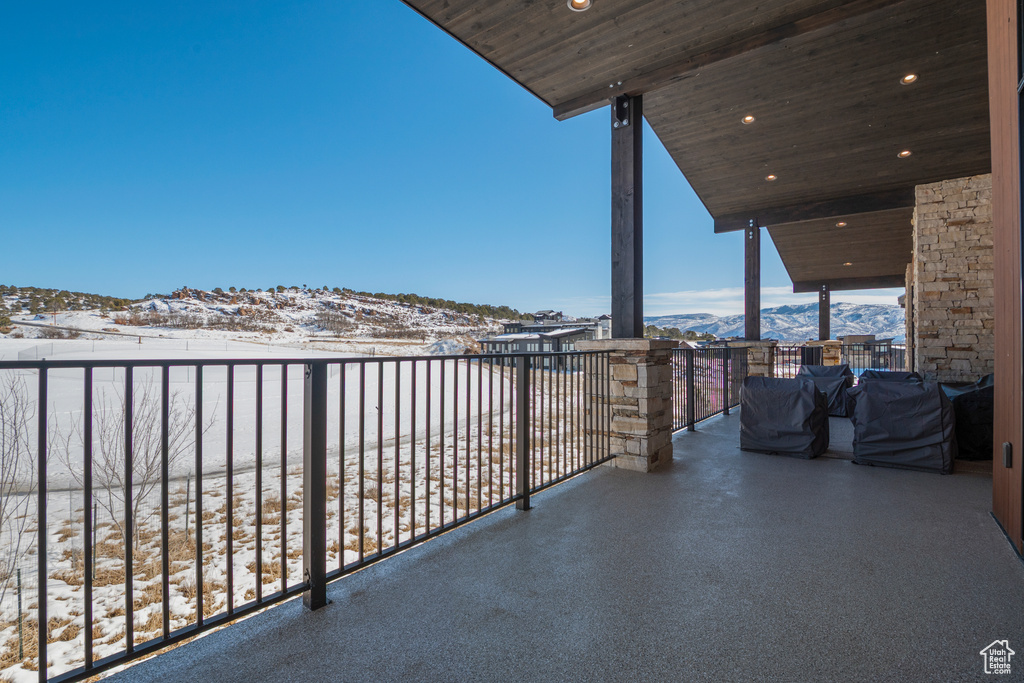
713;340;777;377
911;174;994;382
805;340;842;365
576;339;676;473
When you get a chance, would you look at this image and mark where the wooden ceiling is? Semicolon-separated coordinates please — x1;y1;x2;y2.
767;208;914;291
401;0;991;291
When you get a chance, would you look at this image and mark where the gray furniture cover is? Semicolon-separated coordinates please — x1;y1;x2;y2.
858;370;923;383
797;364;855;416
797;364;855;386
851;381;956;474
942;374;994;461
740;376;829;458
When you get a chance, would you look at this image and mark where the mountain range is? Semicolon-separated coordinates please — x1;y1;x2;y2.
645;302;906;342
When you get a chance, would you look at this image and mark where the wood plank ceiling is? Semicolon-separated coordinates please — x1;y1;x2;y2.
401;0;990;291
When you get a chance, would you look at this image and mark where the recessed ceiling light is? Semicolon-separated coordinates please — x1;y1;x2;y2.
742;115;755;124
567;0;592;10
898;150;912;158
765;174;777;181
836;221;847;228
843;262;853;266
900;74;918;85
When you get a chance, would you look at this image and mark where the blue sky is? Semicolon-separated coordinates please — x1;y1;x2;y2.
0;2;901;317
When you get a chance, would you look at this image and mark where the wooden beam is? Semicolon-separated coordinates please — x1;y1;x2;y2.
793;274;905;292
818;284;831;341
553;0;904;121
745;225;761;341
714;188;915;233
611;95;643;339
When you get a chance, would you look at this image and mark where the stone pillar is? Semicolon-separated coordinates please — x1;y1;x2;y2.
911;174;994;381
805;340;842;365
576;339;676;473
713;340;777;377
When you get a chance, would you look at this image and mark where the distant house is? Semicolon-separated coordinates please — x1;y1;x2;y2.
501;314;611;341
533;310;562;322
479;327;593;356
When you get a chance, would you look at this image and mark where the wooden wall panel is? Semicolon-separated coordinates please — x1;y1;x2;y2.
988;0;1022;553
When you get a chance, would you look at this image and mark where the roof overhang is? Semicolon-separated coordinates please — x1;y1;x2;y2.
400;0;990;290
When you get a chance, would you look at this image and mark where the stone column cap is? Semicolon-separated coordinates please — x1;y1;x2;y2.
804;340;842;347
576;338;679;352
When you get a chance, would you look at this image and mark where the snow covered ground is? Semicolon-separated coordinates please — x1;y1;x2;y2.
0;335;595;681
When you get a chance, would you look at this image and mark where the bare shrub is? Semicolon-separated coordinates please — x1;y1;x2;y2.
52;378;217;550
39;327;79;340
314;310;353;335
0;373;34;607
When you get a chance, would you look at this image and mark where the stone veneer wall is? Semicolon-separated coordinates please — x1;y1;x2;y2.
910;174;994;382
576;339;675;473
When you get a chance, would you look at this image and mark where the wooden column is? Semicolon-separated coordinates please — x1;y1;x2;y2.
611;94;643;338
744;224;761;340
818;283;830;340
987;0;1023;552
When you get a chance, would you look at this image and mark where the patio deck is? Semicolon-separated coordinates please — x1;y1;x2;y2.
111;412;1022;682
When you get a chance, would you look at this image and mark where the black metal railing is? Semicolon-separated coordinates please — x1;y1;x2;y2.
774;343;907;379
773;345;824;378
670;347;748;432
0;351;611;682
840;343;907;376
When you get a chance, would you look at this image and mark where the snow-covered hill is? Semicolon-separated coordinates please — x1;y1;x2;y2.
646;302;906;342
1;287;516;355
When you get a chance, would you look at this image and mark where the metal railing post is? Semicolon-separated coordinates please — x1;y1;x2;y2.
722;349;730;415
686;349;696;431
516;355;531;510
303;361;328;610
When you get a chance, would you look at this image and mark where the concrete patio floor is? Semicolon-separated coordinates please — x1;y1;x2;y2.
111;412;1023;682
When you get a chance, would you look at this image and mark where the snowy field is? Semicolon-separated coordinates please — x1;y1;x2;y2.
0;338;599;681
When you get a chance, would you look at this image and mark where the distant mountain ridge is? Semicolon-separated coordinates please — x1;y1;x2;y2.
645;302;906;342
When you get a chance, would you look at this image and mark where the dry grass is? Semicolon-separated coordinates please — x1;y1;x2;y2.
244;559;281;586
343;527;378;555
50;562;128;589
56;520;77;544
0;617;78;670
172;578;226;623
136;611;162;636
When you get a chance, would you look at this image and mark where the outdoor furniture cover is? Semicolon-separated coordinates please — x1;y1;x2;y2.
740;376;829;458
851;381;956;474
797;364;855;416
858;369;923;383
942;374;994;461
797;364;856;387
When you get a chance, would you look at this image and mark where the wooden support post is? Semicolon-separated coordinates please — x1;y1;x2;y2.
818;284;831;341
744;223;761;340
611;94;643;338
